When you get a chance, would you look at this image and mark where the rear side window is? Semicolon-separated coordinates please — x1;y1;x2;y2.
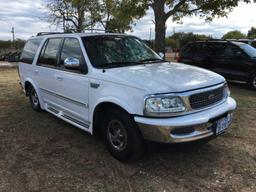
38;38;62;67
181;43;200;56
251;41;256;48
20;39;42;64
207;43;226;56
181;44;195;55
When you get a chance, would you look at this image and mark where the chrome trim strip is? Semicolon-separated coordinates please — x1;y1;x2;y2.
143;82;226;117
40;88;89;108
45;103;90;129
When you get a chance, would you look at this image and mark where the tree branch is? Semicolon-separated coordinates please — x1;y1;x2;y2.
165;0;187;19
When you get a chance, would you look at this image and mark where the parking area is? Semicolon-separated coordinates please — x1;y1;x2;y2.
0;68;255;192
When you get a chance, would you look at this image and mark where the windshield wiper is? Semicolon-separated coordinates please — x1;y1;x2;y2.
98;61;141;68
139;58;166;63
98;59;167;69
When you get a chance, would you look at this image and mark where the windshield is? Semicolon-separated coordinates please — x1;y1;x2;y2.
82;35;163;68
239;44;256;58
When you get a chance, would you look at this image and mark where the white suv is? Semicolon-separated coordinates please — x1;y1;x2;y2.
19;32;237;161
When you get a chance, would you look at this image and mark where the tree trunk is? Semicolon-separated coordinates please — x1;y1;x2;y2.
152;0;166;54
77;11;84;32
77;3;85;32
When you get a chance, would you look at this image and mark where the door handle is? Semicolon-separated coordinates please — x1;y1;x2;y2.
56;76;63;81
34;70;39;74
90;82;100;89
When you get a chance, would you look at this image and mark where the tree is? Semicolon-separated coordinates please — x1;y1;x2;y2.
165;38;178;48
46;0;96;32
248;27;256;39
0;39;26;55
222;30;246;39
95;0;147;33
147;0;253;54
45;0;147;33
167;32;211;48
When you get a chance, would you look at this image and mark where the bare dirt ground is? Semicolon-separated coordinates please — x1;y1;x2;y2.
0;68;255;192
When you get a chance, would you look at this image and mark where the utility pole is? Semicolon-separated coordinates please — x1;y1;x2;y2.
11;27;15;50
11;27;15;42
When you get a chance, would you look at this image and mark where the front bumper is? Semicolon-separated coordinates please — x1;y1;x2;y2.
135;97;237;143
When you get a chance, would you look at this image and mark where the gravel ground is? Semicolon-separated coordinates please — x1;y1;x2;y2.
0;68;255;192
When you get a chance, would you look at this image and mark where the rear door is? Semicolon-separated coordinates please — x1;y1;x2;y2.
34;38;63;109
19;38;43;86
53;37;90;130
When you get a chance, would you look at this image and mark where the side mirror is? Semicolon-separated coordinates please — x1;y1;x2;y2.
158;52;165;59
64;57;80;69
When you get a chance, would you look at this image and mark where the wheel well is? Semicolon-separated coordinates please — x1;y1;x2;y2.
92;102;130;136
24;81;32;96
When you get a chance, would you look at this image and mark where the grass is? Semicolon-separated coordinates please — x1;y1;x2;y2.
0;68;255;192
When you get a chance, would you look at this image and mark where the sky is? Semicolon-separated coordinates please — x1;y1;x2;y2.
0;0;256;41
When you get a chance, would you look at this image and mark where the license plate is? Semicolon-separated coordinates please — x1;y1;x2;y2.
215;116;230;135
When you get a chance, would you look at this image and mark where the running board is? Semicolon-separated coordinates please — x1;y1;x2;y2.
61;114;89;129
46;105;90;131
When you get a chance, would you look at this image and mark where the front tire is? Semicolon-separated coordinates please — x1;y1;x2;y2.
102;108;145;161
29;86;42;112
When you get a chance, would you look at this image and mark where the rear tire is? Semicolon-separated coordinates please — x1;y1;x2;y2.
29;86;42;112
102;108;145;161
248;73;256;90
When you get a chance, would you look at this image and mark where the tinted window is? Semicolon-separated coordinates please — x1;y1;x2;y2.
38;38;62;66
200;43;212;56
239;44;256;57
20;39;42;64
223;45;236;57
182;44;196;55
251;41;256;48
207;43;226;56
59;38;86;73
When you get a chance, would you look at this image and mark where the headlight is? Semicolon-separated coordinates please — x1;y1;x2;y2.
144;95;186;117
223;83;231;98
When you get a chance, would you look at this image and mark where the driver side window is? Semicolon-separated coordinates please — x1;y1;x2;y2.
59;38;87;74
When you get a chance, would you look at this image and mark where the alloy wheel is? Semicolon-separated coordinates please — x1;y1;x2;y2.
107;119;128;151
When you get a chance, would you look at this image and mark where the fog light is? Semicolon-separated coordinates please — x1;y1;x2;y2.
170;127;195;135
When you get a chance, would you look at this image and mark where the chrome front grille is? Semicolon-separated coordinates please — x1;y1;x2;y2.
189;86;224;110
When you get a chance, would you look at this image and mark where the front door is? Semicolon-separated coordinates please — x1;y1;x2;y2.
54;37;90;130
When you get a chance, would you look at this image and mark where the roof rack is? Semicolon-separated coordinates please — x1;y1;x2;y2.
36;32;71;36
36;29;115;37
83;29;115;33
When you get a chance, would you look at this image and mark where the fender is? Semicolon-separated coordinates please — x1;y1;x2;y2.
89;96;137;131
24;78;45;110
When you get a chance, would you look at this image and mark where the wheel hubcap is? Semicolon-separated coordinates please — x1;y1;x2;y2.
107;120;127;151
31;89;39;106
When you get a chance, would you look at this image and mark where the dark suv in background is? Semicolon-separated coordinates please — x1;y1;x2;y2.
178;41;256;89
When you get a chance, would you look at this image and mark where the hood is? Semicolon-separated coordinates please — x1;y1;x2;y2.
103;62;225;93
